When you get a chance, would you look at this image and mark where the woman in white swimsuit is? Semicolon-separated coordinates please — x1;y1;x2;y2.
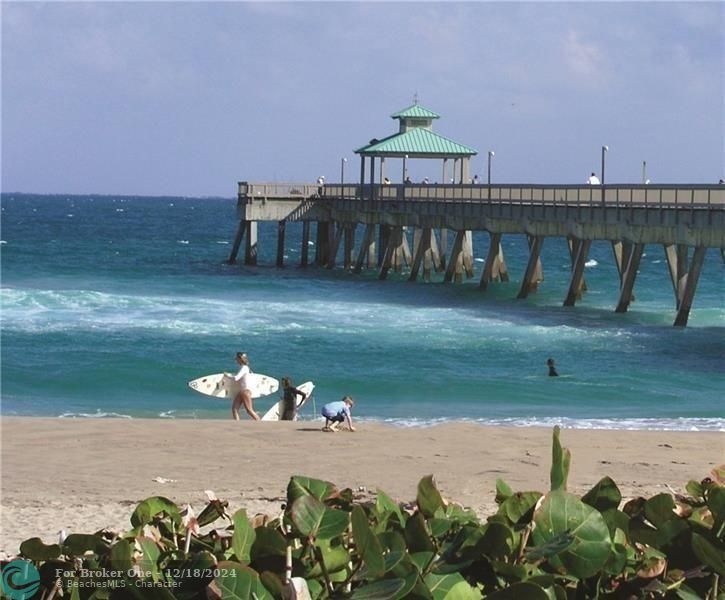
228;352;260;421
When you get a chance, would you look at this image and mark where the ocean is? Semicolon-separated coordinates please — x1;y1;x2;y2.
1;193;723;430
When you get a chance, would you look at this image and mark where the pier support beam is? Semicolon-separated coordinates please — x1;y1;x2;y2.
409;228;433;282
343;225;355;270
517;235;545;299
379;227;404;280
673;246;706;327
276;220;286;268
300;222;310;267
563;238;592;306
439;229;448;270
315;222;330;266
615;242;645;313
244;221;258;266
444;231;466;283
378;225;390;267
479;232;509;290
354;225;376;273
327;223;344;269
611;240;634;301
462;231;474;278
228;219;248;264
566;238;588;300
664;244;689;309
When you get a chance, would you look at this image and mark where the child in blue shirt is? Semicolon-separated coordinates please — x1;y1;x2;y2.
321;396;355;432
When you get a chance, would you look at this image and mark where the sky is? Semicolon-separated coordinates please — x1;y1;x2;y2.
1;1;723;197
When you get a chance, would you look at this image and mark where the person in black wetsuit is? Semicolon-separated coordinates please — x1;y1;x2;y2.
547;358;559;377
281;377;307;421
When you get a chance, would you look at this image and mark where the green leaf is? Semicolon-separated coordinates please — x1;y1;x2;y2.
581;477;621;512
498;492;542;525
707;486;725;529
350;578;409;599
532;490;611;579
405;512;435;553
383;550;406;573
351;505;385;578
476;522;515;561
378;531;407;553
308;542;350;576
691;533;725;576
525;530;574;562
62;534;109;556
196;500;228;528
19;537;62;561
290;495;349;539
550;426;571;491
424;572;480;599
495;479;513;504
685;480;704;500
231;509;256;564
376;489;407;527
169;551;217;591
485;582;551;599
287;475;338;505
109;538;134;572
600;508;630;538
250;527;286;560
136;537;161;581
130;496;181;528
417;475;446;518
214;561;273;600
644;493;676;528
409;551;434;573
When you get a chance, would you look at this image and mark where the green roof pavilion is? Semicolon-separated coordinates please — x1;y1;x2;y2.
355;102;478;185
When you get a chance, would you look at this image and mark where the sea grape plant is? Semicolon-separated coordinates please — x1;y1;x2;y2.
2;427;723;599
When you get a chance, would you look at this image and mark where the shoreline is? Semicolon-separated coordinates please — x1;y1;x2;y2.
1;417;722;557
3;414;724;432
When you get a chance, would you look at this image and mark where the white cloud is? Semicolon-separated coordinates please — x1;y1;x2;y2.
562;30;608;87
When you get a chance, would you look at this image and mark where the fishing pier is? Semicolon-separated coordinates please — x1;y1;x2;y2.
229;104;725;326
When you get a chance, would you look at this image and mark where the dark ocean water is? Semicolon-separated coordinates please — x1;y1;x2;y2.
1;194;723;430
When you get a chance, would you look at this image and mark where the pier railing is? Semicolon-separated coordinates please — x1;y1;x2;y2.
239;181;724;209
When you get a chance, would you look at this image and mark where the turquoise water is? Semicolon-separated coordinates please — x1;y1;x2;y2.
1;194;723;429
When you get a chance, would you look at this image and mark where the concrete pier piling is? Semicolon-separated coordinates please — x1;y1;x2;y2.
231;181;724;326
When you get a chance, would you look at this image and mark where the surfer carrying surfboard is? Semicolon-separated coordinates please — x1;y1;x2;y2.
280;378;308;421
227;352;261;421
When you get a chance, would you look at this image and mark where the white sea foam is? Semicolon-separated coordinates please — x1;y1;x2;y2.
178;240;190;244
585;259;598;267
59;410;133;419
374;416;725;432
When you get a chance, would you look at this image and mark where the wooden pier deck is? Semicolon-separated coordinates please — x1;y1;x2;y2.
229;182;725;326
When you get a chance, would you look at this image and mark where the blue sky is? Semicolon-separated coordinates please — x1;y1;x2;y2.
2;1;722;196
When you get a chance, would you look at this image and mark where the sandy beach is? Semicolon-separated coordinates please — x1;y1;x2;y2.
1;417;722;557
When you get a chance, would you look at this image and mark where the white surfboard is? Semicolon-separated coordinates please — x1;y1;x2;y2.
188;372;279;400
261;381;314;421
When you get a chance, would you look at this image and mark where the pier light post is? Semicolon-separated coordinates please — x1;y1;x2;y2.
601;145;608;204
487;151;495;185
341;157;347;198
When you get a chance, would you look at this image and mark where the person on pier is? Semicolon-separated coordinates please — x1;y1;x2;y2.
226;352;260;421
587;172;601;185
